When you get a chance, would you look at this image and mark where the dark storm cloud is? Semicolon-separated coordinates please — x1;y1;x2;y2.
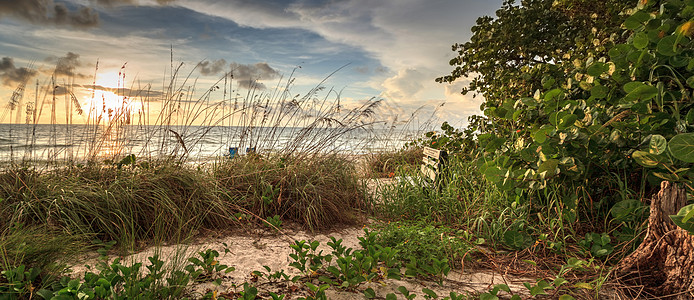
45;52;88;78
198;59;227;76
0;0;99;28
0;57;38;87
230;62;280;90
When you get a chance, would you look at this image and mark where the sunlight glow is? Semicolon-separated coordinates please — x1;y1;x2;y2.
82;90;143;123
95;71;123;89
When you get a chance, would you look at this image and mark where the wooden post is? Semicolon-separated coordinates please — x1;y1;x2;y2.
616;181;694;298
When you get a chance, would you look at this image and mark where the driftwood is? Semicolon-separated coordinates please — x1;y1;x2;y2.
616;181;694;299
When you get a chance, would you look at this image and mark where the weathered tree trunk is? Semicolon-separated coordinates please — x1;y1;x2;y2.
617;181;694;299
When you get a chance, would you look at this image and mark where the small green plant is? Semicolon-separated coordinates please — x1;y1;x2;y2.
186;248;235;283
578;233;614;258
371;221;473;270
480;284;520;300
238;283;259;300
265;215;283;230
0;265;41;299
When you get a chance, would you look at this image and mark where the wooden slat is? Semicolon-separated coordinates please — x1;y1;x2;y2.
421;164;437;181
422;156;437;167
423;147;441;159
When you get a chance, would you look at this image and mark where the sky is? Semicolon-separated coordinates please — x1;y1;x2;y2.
0;0;503;126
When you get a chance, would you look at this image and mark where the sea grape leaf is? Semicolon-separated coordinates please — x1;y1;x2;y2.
587;62;607;77
670;204;694;234
558;114;578;130
649;135;667;155
632;150;660;167
669;133;694;163
591;85;608;99
538;159;559;178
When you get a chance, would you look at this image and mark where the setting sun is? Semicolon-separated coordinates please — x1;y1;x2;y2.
95;70;124;89
80;68;143;123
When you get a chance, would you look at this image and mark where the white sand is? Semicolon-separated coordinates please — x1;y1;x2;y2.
68;225;532;299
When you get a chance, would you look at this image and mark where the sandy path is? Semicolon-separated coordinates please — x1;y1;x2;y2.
69;225;532;299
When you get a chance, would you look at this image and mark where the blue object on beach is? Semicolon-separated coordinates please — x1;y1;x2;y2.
246;147;256;154
229;147;238;158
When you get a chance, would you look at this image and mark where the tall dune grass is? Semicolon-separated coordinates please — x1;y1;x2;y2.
0;58;419;277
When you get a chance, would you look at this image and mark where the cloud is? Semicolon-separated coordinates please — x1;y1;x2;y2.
45;52;88;78
0;0;99;28
197;59;227;76
381;69;426;103
230;62;280;90
170;0;503;123
94;0;175;7
0;57;38;87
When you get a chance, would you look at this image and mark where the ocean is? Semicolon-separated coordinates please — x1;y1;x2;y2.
0;123;423;163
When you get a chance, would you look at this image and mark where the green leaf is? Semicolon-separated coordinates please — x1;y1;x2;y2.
623;81;644;93
363;288;376;299
649;135;667;155
591;85;608;99
538;159;559;178
574;282;593;289
687;75;694;89
587;62;607;77
422;288;438;298
558;114;578;130
503;230;533;250
624;11;650;29
669;133;694;163
484;166;505;184
495;284;511;293
544;89;563;101
559;295;577;300
657;36;678;56
553;278;569;286
480;293;499;300
633;32;649;49
529;285;548;296
533;127;550;143
632;150;660;167
386;293;398;300
653;172;680;181
681;204;694;223
624;85;658;101
611;200;644;221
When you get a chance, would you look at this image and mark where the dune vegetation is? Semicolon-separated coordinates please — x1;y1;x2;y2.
2;0;694;299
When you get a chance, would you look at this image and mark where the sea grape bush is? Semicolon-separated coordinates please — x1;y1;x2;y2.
477;0;694;190
434;0;694;233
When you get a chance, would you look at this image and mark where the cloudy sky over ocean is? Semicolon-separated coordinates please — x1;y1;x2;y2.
0;0;503;125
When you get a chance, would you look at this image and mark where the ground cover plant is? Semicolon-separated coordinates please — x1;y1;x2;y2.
0;60;390;299
4;0;694;299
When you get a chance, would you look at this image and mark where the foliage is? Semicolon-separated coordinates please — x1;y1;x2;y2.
370;221;473;270
437;0;694;233
416;121;479;156
438;0;632;109
0;240;234;300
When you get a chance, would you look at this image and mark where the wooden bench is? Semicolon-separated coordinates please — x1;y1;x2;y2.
420;146;448;187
